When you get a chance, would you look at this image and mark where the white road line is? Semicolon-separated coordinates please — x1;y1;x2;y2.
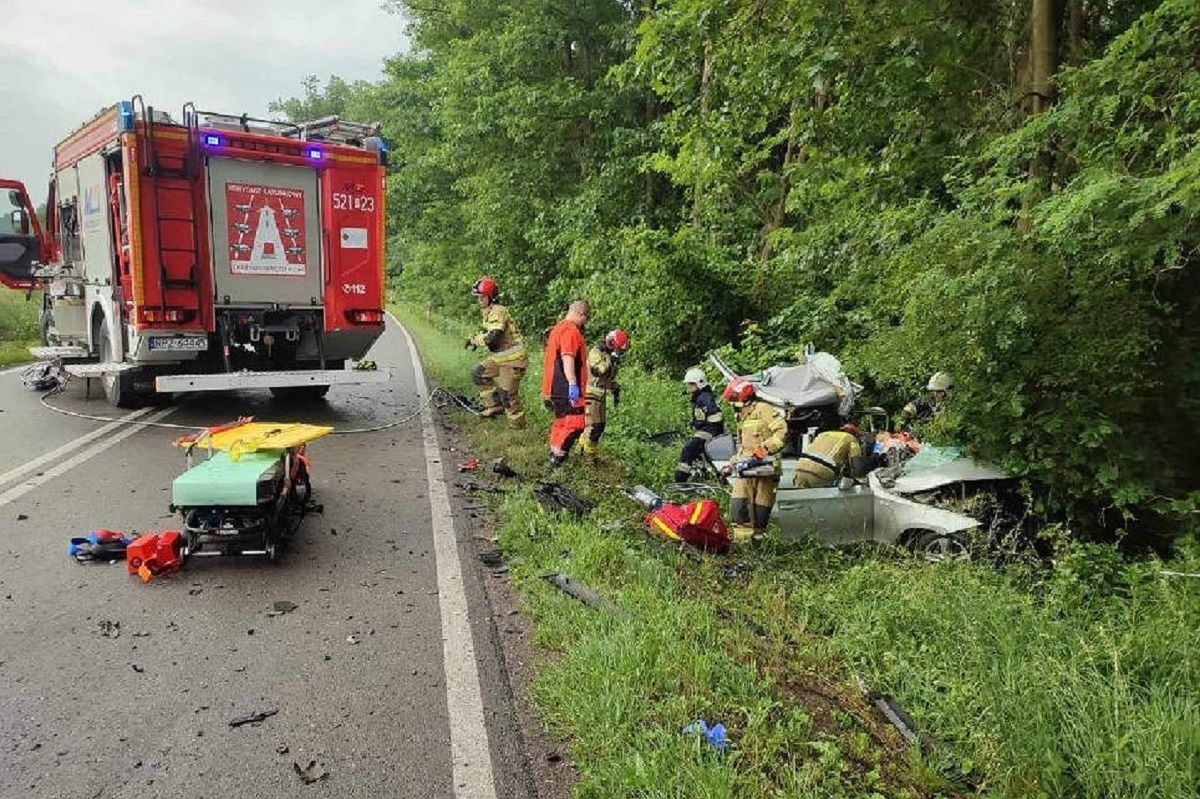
0;407;154;490
0;406;175;508
0;363;30;376
400;320;498;799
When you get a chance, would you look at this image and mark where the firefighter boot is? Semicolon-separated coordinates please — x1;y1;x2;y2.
752;503;773;543
729;496;754;544
479;390;505;418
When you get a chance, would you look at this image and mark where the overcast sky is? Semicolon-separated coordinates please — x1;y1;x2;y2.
0;0;407;194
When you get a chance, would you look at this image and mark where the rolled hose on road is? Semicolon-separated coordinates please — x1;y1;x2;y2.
29;367;484;436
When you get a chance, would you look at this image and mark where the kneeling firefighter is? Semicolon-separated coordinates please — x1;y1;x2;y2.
793;423;868;488
582;328;630;457
723;377;787;542
675;368;725;483
466;276;527;428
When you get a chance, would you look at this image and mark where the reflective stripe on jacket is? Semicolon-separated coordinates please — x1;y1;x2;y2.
471;304;526;364
690;388;724;438
585;345;618;398
735;401;786;458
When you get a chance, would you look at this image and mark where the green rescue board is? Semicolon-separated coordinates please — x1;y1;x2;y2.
172;450;282;507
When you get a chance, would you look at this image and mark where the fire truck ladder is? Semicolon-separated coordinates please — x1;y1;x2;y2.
132;96;202;316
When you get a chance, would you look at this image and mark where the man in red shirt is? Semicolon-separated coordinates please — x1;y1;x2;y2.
541;299;590;467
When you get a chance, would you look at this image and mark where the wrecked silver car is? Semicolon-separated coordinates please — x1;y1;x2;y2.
705;352;1014;560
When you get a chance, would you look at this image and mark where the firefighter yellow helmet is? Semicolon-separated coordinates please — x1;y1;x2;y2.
927;371;954;392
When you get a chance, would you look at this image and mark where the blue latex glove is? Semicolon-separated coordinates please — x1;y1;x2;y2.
567;383;580;404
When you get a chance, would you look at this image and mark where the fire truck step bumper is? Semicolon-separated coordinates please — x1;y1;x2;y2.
30;345;90;360
65;362;139;378
155;368;390;393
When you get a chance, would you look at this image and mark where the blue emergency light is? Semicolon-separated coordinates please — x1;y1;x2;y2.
116;101;135;132
307;148;323;160
204;134;223;147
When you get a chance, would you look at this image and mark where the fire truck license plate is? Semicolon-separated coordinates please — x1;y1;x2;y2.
148;336;208;352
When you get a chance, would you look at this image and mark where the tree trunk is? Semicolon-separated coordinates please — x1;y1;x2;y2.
1067;0;1085;64
1020;0;1060;232
1030;0;1058;113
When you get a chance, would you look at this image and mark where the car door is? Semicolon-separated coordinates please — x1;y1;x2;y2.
0;180;47;290
775;482;874;545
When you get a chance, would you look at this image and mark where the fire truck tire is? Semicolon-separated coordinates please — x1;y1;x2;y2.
98;324;140;408
269;385;331;401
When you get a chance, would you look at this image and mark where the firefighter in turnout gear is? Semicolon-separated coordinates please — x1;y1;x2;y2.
675;368;725;483
793;423;867;488
582;328;630;458
898;371;953;430
466;276;527;428
723;377;787;543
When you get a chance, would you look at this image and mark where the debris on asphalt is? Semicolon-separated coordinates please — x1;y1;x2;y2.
490;458;519;478
228;708;279;728
131;664;144;673
126;532;183;583
457;457;482;472
533;482;594;518
69;531;133;563
683;719;729;752
16;513;28;521
293;759;328;784
277;744;290;755
98;620;121;639
268;600;298;616
346;634;360;645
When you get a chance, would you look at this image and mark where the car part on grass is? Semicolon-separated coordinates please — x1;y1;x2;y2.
490;457;519;478
646;430;686;446
543;572;626;617
533;482;594;518
458;457;482;472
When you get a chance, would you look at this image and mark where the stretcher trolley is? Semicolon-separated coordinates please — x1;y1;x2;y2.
169;420;331;563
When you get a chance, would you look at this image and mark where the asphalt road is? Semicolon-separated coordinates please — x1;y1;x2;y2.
0;320;531;798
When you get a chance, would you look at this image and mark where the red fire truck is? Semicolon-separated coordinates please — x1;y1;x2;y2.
0;97;388;406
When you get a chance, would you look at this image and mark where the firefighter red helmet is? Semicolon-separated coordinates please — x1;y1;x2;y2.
722;377;755;404
472;276;498;299
605;328;630;353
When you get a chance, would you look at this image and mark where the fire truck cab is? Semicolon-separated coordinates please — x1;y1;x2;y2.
0;98;389;407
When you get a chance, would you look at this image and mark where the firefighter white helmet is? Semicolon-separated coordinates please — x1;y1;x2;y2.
683;367;708;388
927;371;954;392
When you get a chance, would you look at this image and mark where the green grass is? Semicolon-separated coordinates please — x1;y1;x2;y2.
0;289;39;366
395;302;1200;799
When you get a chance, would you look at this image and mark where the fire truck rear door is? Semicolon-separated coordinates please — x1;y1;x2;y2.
206;159;322;307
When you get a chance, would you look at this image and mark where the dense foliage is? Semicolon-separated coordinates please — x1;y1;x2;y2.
277;0;1199;534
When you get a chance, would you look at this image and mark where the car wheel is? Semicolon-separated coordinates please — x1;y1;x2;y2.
911;530;971;563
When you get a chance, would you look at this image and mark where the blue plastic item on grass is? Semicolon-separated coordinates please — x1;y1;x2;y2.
683;719;729;752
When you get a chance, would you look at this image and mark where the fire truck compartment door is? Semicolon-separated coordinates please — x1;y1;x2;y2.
207;160;322;307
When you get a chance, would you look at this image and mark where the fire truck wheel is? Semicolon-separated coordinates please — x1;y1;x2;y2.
98;324;140;408
269;385;331;401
